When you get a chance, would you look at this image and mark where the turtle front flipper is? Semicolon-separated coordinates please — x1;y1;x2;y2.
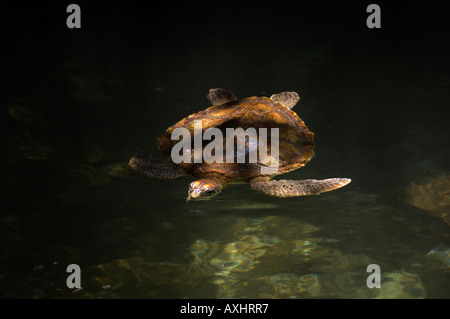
249;176;351;197
129;151;186;179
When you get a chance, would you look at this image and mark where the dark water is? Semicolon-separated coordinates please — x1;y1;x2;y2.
2;1;449;298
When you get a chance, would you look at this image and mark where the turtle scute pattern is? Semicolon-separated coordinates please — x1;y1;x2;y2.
157;94;316;177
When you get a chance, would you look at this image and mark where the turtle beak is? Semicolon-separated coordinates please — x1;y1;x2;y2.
187;190;202;201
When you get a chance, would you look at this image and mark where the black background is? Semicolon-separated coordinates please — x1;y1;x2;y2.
2;0;450;304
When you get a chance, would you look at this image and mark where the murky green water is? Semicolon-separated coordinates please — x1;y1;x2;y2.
2;2;449;298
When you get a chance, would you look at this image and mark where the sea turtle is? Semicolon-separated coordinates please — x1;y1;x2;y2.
129;88;351;200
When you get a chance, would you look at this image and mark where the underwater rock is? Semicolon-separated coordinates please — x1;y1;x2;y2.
103;163;132;177
332;270;425;299
425;246;450;270
209;235;279;275
69;161;131;187
377;271;425;299
258;272;321;298
405;175;450;226
92;257;186;290
190;239;221;265
188;215;383;298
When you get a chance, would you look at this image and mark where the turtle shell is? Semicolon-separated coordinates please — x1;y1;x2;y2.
157;96;315;179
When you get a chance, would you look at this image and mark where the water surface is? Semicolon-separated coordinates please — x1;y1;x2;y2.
2;2;449;298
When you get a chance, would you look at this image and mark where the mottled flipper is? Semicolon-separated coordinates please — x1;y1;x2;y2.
270;92;300;110
129;151;186;179
207;88;237;105
250;176;351;197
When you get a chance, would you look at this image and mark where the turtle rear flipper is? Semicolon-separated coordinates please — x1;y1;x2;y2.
270;92;300;110
129;151;186;179
250;176;351;197
207;88;237;105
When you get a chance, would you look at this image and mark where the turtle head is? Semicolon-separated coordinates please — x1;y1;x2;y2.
187;178;222;201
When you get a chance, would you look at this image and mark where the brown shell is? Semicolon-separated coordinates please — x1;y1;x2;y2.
157;96;315;179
